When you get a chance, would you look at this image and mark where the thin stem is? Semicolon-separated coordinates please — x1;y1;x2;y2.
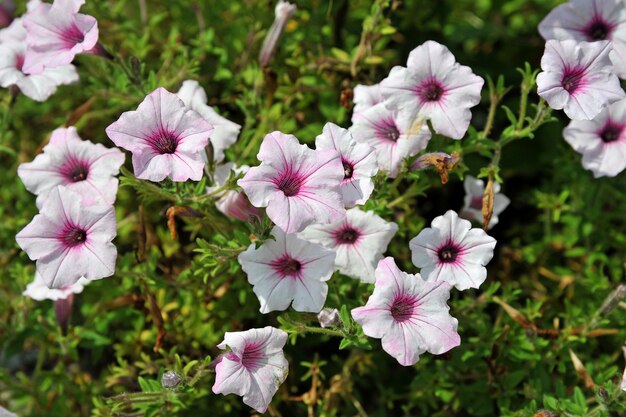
481;95;498;139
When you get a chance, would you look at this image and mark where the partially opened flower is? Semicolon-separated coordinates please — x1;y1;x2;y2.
15;186;117;289
176;80;242;162
23;272;90;301
18;127;124;207
461;175;510;229
352;83;383;115
22;0;101;74
537;40;624;120
380;40;484;139
563;98;626;177
350;103;431;178
238;131;345;233
315;123;377;207
259;0;297;67
351;257;460;366
409;210;496;291
539;0;626;79
238;226;335;313
208;163;262;221
106;87;214;182
300;207;398;283
212;326;289;413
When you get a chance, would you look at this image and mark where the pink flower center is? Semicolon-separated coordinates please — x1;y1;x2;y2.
59;155;90;183
417;78;445;103
241;342;265;371
271;254;302;277
334;226;360;245
276;171;303;197
469;195;483;210
342;159;354;179
61;23;85;47
389;294;419;322
148;131;179;155
15;53;25;71
59;224;87;248
374;118;400;142
583;16;614;41
437;241;462;264
561;66;586;94
599;121;624;143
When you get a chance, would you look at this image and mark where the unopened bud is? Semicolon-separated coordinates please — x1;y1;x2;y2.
317;308;341;328
161;370;182;388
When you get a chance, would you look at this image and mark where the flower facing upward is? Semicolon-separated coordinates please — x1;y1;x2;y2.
18;127;125;207
461;175;510;229
238;226;335;313
409;210;496;291
351;257;461;366
539;0;626;79
352;83;383;115
564;98;626;177
176;80;242;163
212;326;289;413
15;186;117;289
315;123;378;207
238;131;345;233
23;272;90;301
380;40;484;139
537;40;625;120
300;207;398;283
22;0;100;74
350;103;431;178
106;87;214;182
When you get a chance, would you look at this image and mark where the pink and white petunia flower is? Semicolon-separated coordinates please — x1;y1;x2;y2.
352;83;383;115
207;163;262;221
351;257;460;366
315;122;378;207
22;0;100;74
380;40;484;139
537;40;625;120
300;207;398;283
23;272;90;301
622;365;626;391
539;0;626;79
106;87;214;182
350;103;431;178
238;226;335;313
238;131;345;233
212;326;289;413
15;186;117;289
18;127;124;207
563;98;626;177
409;210;496;291
176;80;241;163
460;175;510;229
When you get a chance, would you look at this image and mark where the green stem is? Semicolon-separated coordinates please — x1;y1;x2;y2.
296;325;347;338
516;85;529;131
481;95;498;139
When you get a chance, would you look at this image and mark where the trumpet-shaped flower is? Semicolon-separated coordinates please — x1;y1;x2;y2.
351;257;460;366
18;127;124;207
409;210;496;291
539;0;626;79
537;40;624;120
176;80;241;162
352;83;383;115
380;40;484;139
22;0;100;74
564;98;626;177
15;186;117;289
300;207;398;283
238;131;345;233
351;103;431;178
106;87;214;182
238;226;335;313
461;175;510;229
315;123;377;207
23;272;89;301
208;163;262;221
212;326;289;413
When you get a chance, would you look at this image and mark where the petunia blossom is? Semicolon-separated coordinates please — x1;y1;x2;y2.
176;80;241;163
238;225;335;313
238;131;345;233
15;186;117;289
351;257;461;366
22;0;101;74
350;103;431;178
300;207;398;283
460;175;510;229
23;272;90;301
563;98;626;177
409;210;496;291
18;127;125;207
315;122;378;207
537;40;624;120
380;40;484;139
622;365;626;391
352;83;383;115
539;0;626;79
207;163;262;221
106;87;214;182
212;326;289;413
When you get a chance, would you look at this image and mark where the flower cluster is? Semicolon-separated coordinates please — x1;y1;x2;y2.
538;0;626;176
